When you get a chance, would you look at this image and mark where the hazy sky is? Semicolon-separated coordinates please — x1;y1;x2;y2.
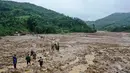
11;0;130;21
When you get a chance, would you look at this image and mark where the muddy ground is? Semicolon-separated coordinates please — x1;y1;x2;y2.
0;31;130;73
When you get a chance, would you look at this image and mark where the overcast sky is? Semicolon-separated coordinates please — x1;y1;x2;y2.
11;0;130;21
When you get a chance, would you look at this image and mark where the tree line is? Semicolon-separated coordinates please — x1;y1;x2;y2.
0;1;96;36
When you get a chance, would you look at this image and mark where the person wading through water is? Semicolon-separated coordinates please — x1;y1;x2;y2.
13;54;17;69
38;57;43;67
26;54;31;66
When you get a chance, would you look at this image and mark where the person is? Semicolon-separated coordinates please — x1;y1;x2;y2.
26;54;31;66
31;50;34;56
51;41;60;51
55;42;59;51
38;57;43;67
13;54;17;69
33;52;36;60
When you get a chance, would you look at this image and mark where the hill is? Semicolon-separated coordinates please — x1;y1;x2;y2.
0;0;94;36
86;13;130;32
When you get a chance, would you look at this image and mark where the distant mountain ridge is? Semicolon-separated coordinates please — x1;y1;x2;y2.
0;0;94;36
86;12;130;32
0;0;93;35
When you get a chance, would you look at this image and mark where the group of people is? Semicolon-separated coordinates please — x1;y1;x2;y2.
12;50;43;69
12;40;60;69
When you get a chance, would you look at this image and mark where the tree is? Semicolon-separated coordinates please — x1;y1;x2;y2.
0;0;94;36
92;24;97;32
27;16;37;32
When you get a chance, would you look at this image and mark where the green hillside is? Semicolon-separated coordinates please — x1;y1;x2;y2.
0;0;94;36
86;13;130;32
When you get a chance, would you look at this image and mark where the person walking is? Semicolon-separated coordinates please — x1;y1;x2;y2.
33;52;36;60
26;54;31;66
55;42;59;51
13;54;17;69
38;57;43;67
31;50;34;56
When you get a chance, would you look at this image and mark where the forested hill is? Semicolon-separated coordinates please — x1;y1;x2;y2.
0;0;94;36
87;13;130;32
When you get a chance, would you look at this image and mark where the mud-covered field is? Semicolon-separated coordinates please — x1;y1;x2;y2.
0;32;130;73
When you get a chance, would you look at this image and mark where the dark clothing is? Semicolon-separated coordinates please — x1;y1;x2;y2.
55;43;59;51
26;56;31;65
13;56;17;64
14;64;16;69
39;61;43;67
38;58;43;67
27;60;31;65
31;50;34;56
26;56;31;61
13;56;17;69
33;53;36;60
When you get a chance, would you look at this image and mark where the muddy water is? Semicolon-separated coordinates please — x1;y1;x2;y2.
69;57;79;65
24;69;33;73
0;63;27;73
69;54;95;73
1;32;130;73
69;64;88;73
62;57;79;69
85;54;95;65
0;68;7;73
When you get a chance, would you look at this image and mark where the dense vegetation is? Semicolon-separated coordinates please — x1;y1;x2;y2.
0;0;94;36
87;13;130;32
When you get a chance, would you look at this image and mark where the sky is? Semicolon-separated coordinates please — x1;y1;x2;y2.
11;0;130;21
